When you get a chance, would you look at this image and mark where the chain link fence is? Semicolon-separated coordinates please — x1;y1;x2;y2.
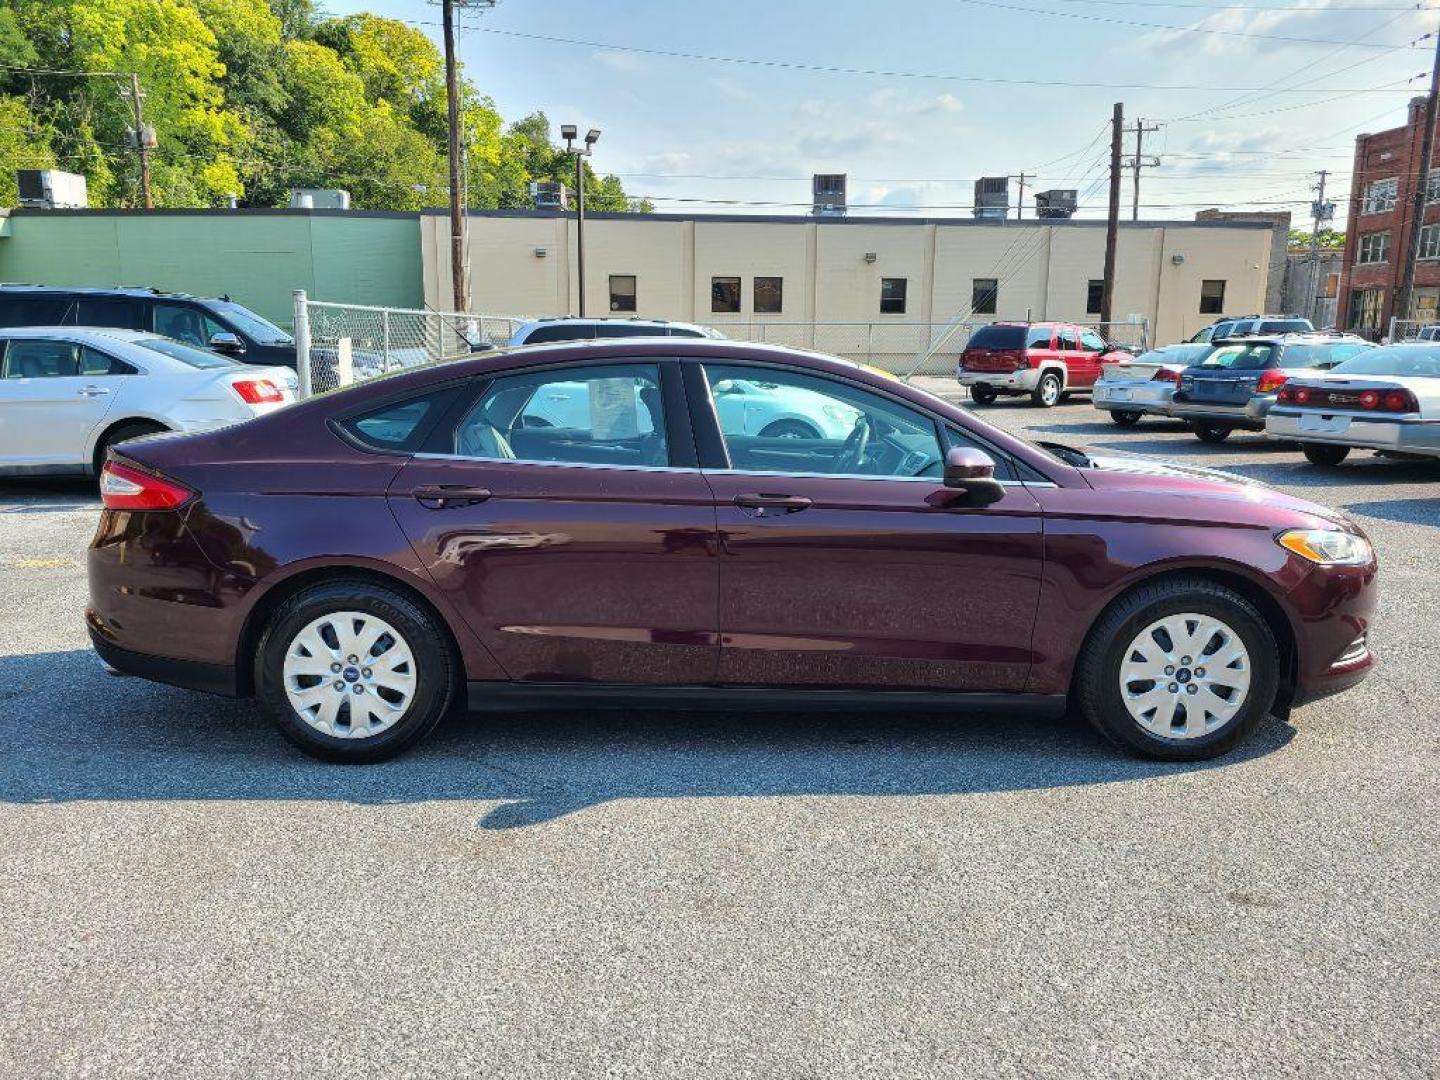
293;291;523;397
1386;317;1440;343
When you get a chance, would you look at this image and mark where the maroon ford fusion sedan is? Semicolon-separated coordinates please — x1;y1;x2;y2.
87;339;1377;764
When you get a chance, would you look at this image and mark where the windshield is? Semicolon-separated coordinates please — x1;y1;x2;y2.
1199;342;1276;371
1330;346;1440;377
205;301;293;345
134;336;239;369
968;325;1026;349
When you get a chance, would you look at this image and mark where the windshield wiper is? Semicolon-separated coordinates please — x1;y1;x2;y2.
1036;440;1093;468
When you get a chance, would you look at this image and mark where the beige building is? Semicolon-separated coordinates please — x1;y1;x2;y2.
421;209;1274;347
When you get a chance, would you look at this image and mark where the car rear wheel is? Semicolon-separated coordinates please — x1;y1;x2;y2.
1109;410;1142;427
1301;443;1350;467
255;581;458;763
759;419;821;440
1191;422;1232;443
1076;578;1278;761
93;421;167;476
1031;372;1062;408
969;385;999;405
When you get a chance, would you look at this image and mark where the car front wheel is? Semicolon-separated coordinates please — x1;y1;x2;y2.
1109;410;1142;427
1076;578;1278;761
1301;443;1350;467
255;581;458;763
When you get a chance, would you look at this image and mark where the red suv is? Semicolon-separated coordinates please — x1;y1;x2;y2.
957;322;1129;407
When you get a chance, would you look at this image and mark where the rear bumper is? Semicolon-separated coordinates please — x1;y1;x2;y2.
1168;395;1276;429
1092;383;1175;415
956;366;1043;392
1265;410;1440;457
89;625;238;696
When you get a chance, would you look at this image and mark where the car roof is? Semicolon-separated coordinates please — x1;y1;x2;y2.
0;324;156;342
0;283;227;303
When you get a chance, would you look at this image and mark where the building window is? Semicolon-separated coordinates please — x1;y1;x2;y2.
609;275;636;312
1357;231;1391;264
1427;172;1440;204
880;277;907;314
1086;279;1104;315
753;276;783;314
1419;225;1440;260
1348;287;1384;331
711;276;741;313
1199;279;1226;315
1362;177;1398;215
971;278;998;315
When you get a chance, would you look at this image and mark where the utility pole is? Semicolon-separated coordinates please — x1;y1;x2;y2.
122;73;152;209
1101;102;1123;326
1309;169;1334;323
441;0;467;312
1394;24;1440;326
1012;172;1029;220
1127;118;1161;221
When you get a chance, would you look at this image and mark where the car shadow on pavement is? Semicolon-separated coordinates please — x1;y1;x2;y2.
1214;457;1440;489
1342;498;1440;527
1026;420;1193;438
0;649;1296;829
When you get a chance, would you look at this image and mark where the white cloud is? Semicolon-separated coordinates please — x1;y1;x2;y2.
592;50;643;73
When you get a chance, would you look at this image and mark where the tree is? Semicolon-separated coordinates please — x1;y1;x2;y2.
1290;227;1344;251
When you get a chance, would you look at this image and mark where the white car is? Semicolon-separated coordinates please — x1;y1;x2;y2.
0;326;297;477
509;317;724;347
521;374;860;440
1264;342;1440;466
1092;342;1214;426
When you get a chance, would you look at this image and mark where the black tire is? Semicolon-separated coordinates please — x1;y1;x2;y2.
759;419;821;440
1031;372;1062;408
1301;443;1350;467
1075;578;1279;762
255;580;459;763
1191;422;1233;444
969;384;999;406
1059;391;1074;403
1109;410;1142;427
93;421;167;475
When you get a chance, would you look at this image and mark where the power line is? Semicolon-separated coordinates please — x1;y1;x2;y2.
468;26;1427;93
955;0;1430;50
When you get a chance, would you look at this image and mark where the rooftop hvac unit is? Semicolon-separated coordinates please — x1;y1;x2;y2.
813;173;847;216
529;181;570;210
15;169;88;209
289;188;351;210
973;176;1009;220
1035;189;1078;219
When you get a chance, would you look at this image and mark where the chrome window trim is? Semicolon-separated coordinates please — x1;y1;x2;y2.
412;452;698;474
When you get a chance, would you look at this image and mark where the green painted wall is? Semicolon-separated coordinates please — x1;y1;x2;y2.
0;211;423;326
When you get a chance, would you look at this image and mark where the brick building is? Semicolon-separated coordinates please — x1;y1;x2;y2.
1338;96;1440;337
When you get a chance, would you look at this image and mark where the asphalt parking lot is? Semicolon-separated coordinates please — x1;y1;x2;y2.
1;395;1436;1079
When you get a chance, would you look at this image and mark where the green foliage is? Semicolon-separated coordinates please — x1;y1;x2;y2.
1289;227;1344;251
0;2;648;213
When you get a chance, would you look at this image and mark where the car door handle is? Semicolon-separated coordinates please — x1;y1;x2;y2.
412;484;493;509
733;492;812;514
77;385;111;397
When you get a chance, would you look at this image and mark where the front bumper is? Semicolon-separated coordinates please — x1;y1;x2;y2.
1287;558;1380;707
1168;393;1278;429
956;366;1042;392
1266;409;1440;458
1092;383;1175;415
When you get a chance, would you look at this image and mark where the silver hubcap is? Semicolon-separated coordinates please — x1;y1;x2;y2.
1041;378;1059;404
283;611;417;739
1119;613;1251;740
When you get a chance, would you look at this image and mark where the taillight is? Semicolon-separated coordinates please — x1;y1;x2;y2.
1151;368;1180;384
1256;369;1289;393
1380;388;1419;412
232;378;283;405
1295;388;1311;404
1359;390;1380;409
99;461;195;511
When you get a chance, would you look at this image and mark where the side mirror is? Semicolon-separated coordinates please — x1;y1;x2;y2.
208;331;245;355
941;446;1005;506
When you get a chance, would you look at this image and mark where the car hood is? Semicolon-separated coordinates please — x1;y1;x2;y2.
1077;453;1355;528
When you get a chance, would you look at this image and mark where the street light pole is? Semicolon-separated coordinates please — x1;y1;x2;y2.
561;125;600;317
441;0;467;313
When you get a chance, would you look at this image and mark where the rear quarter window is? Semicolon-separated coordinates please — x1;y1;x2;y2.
335;387;462;453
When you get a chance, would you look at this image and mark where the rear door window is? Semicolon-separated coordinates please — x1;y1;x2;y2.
1025;326;1054;348
75;298;146;330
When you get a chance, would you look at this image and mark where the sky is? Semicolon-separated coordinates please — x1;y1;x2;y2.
325;0;1440;224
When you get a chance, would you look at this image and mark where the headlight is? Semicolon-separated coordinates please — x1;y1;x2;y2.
1277;529;1373;566
822;402;857;424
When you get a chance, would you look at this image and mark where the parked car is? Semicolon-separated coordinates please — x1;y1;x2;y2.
1169;334;1373;442
509;317;724;346
1265;343;1440;465
1189;315;1315;343
0;285;297;368
521;373;859;440
0;327;296;477
1405;324;1440;342
1092;342;1215;426
88;338;1376;766
956;322;1132;407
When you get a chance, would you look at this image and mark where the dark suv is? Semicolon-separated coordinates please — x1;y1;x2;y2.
0;285;297;368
